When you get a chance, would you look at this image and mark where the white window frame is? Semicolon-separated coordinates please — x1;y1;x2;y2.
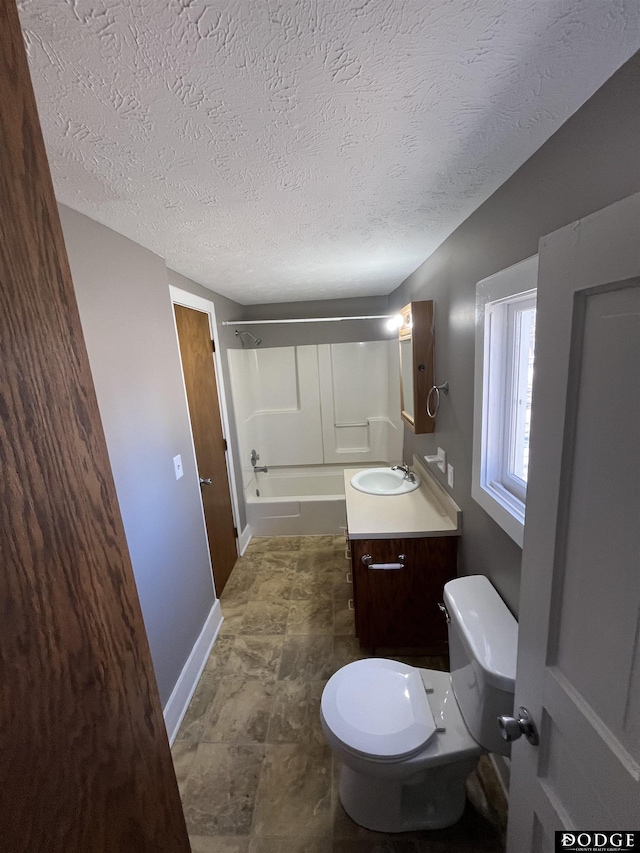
472;255;538;547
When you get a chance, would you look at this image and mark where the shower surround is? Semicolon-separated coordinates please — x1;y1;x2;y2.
228;341;402;535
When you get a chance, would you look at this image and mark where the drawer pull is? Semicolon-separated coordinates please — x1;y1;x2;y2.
344;547;351;561
361;554;406;570
348;598;354;610
346;572;352;583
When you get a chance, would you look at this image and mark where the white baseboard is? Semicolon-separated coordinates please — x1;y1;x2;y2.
238;524;252;555
163;599;223;745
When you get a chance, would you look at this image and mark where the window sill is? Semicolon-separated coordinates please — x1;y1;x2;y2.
471;480;525;548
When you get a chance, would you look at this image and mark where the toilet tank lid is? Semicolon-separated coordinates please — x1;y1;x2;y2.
444;575;518;692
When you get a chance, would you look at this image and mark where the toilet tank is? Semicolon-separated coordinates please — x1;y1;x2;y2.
443;575;518;757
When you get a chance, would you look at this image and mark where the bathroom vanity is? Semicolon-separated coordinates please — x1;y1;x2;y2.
344;456;461;651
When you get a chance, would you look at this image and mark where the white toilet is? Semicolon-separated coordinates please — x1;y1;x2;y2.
320;574;517;833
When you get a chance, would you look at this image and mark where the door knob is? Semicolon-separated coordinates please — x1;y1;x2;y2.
497;707;539;745
199;477;212;486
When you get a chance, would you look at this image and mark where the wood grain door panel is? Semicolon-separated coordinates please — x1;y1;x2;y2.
0;1;190;849
174;304;237;595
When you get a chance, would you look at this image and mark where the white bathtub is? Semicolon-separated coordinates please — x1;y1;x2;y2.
244;465;358;536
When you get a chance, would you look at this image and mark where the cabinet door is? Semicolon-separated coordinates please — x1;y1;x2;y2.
351;537;457;651
398;301;436;434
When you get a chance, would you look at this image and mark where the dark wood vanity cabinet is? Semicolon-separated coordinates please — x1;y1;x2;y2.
350;536;458;652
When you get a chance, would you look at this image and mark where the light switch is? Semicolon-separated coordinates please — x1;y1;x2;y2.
447;463;454;488
173;454;184;480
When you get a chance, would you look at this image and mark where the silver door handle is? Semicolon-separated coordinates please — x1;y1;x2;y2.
361;554;406;570
497;707;539;745
199;477;212;486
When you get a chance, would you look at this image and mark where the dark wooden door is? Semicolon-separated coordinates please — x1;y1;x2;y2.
0;1;190;850
174;305;237;595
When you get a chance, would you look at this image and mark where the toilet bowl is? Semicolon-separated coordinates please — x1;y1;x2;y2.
321;663;483;831
320;575;518;833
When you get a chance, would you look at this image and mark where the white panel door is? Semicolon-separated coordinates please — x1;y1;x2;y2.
507;193;640;849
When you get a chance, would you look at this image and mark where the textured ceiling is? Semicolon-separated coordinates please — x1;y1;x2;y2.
18;1;639;305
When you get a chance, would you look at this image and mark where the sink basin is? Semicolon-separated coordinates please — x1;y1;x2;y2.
350;467;420;496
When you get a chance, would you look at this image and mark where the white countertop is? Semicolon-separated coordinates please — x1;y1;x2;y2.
345;455;462;540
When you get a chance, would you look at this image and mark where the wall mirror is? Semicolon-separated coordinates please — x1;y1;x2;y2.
398;300;435;434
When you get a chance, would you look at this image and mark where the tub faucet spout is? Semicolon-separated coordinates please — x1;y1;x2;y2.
250;448;268;473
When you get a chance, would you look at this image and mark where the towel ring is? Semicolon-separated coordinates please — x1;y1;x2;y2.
426;381;449;418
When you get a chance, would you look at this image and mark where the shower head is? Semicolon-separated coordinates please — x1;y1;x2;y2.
235;329;262;346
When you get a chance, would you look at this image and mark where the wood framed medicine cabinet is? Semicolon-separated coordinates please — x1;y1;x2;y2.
398;300;436;433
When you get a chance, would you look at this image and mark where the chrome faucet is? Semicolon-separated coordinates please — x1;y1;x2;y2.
392;463;416;483
250;449;268;473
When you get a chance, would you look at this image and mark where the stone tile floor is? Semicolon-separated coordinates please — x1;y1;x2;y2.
172;535;506;852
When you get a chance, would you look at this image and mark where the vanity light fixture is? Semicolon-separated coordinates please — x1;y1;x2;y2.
386;314;404;331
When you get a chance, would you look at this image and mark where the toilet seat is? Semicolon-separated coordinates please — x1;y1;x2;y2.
321;658;437;761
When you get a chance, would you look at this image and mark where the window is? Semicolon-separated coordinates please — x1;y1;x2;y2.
472;255;538;547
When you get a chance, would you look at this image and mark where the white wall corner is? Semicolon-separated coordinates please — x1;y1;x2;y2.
238;524;252;555
163;599;223;745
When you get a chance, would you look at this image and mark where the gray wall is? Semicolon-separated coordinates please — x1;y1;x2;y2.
240;295;392;347
60;206;218;707
389;52;640;615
